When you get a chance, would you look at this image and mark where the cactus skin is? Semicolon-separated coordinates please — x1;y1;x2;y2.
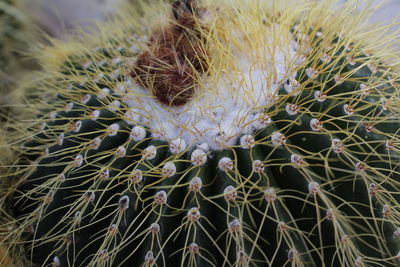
1;0;400;266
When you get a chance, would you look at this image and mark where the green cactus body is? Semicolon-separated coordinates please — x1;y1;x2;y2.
1;0;400;266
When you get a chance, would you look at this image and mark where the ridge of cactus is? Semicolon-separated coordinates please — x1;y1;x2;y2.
1;0;400;266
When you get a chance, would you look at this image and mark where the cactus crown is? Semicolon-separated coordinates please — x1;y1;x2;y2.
1;0;400;266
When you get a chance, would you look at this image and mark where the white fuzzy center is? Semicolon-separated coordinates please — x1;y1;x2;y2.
122;28;301;150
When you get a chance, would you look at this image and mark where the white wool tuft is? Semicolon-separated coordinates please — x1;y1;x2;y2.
123;28;301;150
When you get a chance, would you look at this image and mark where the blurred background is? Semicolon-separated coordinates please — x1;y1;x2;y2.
0;0;398;91
24;0;126;38
20;0;400;39
338;0;399;32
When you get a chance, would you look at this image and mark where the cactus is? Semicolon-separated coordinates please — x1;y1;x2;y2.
1;0;400;266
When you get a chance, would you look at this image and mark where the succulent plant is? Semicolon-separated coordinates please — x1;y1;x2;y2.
1;0;400;266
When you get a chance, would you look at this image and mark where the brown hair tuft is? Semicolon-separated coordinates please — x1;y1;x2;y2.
131;0;208;106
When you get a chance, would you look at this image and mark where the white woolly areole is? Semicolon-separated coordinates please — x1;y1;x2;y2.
264;188;277;202
80;94;91;104
99;168;109;180
229;219;241;233
386;141;394;151
240;135;255;149
332;138;345;153
224;185;238;202
169;138;186;154
188;243;199;254
65;102;74;112
355;162;367;173
73;155;83;167
130;169;142;183
283;78;300;95
118;195;130;210
123;25;301;150
89;137;101;150
191;149;207;166
73;121;82;132
162;162;176;177
189;176;202;192
149;222;160;234
291;154;305;168
382;204;392;217
143;145;157;160
53;256;61;266
145;251;154;263
58;133;64;146
393;228;400;239
74;211;82;225
130;126;146;142
271;132;286;146
107;124;119;136
187;207;201;223
314;91;327;102
252;113;272;130
91;110;100;121
288;249;300;262
354;257;363;267
98;88;110;99
252;160;265;174
343;104;355;115
369;183;379;197
308;181;321;196
306;67;318;79
154;190;168;205
285;104;300;116
310;118;322;131
218;157;233;171
116;146;126;158
326;208;335;220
